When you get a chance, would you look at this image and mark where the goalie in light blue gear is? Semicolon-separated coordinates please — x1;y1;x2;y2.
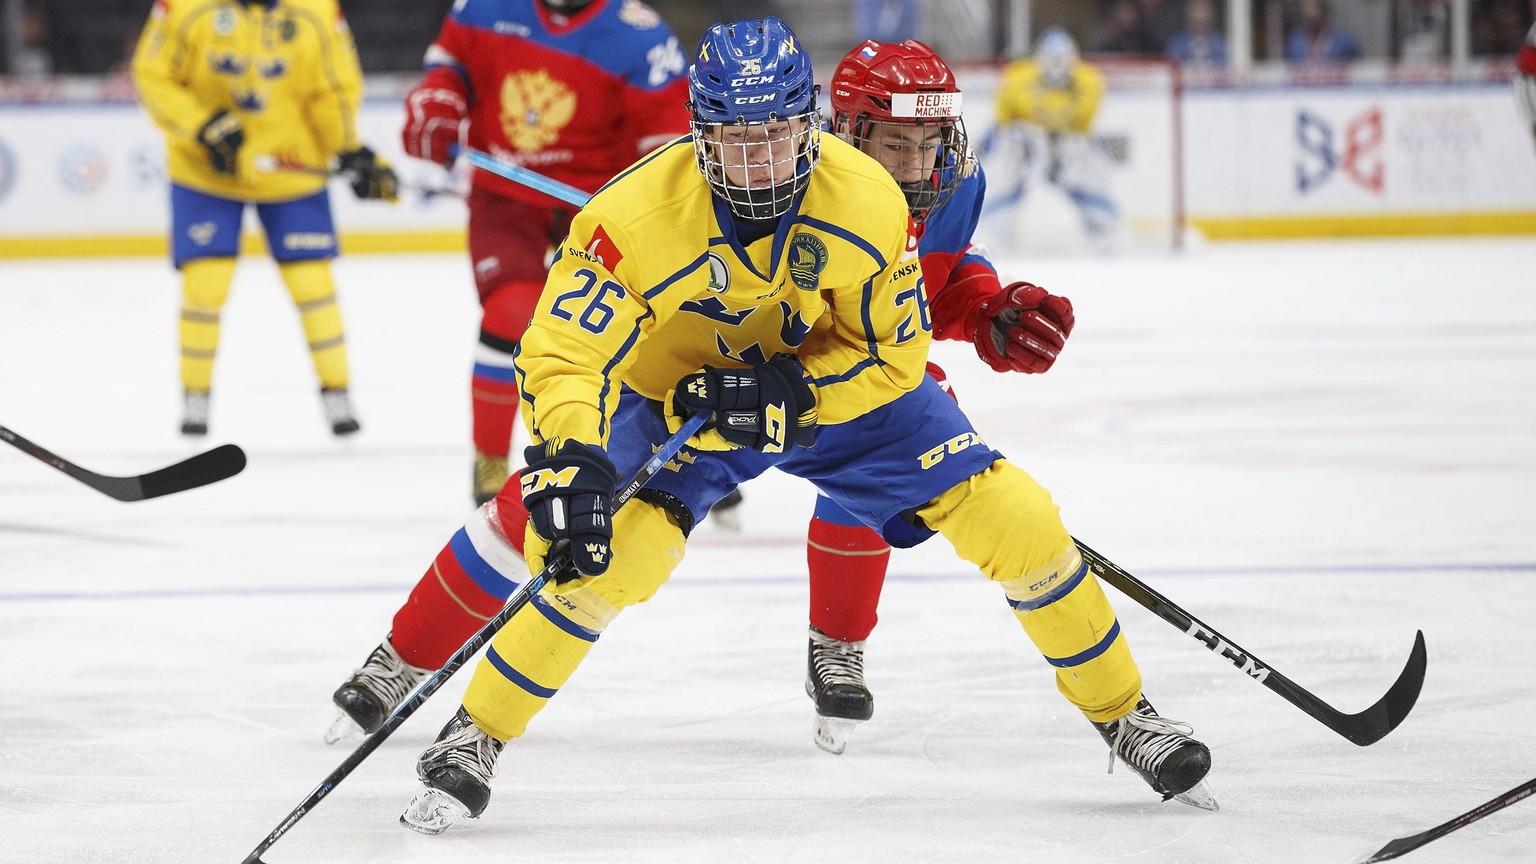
396;16;1216;836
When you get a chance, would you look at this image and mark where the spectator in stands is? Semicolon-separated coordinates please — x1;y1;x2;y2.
12;1;54;79
102;31;140;103
1098;0;1159;55
1134;0;1183;49
854;0;922;44
1472;0;1534;56
1166;0;1229;68
1286;0;1363;63
1396;0;1450;62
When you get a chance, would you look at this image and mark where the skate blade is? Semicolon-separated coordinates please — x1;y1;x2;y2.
400;787;474;835
813;716;860;755
1171;780;1219;812
323;710;365;746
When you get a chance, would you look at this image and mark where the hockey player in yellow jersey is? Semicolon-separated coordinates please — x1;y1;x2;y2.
991;26;1119;248
133;0;398;437
395;17;1215;836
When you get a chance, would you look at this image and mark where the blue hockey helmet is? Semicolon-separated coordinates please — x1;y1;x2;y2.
688;17;822;220
688;17;817;125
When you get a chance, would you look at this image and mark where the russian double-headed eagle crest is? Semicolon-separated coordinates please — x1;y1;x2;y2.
500;70;576;152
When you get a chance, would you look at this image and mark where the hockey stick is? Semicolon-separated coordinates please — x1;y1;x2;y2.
252;154;464;199
460;147;591;207
239;411;711;864
0;424;246;502
1075;539;1427;747
1355;777;1536;862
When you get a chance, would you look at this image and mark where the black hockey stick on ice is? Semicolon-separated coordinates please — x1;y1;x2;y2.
1354;776;1536;862
239;411;711;864
0;424;246;502
1075;539;1426;747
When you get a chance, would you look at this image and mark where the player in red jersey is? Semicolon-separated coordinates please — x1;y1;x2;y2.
400;0;691;505
801;39;1078;754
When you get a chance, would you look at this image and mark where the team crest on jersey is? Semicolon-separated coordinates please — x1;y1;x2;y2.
214;7;236;36
210;53;246;75
787;233;828;291
500;70;577;152
618;0;661;29
705;252;730;294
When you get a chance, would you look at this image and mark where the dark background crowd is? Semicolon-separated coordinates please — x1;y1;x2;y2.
2;0;1532;80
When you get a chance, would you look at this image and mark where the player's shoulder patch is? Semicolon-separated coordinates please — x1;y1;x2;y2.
616;0;661;30
585;224;625;271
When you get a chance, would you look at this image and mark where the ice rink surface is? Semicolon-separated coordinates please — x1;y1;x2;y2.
1;237;1534;863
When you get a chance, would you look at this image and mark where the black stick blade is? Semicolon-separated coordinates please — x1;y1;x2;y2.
1077;539;1427;747
1338;629;1426;747
133;444;247;500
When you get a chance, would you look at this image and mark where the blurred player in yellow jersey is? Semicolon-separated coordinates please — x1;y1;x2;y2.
991;27;1119;248
358;17;1214;837
132;0;398;437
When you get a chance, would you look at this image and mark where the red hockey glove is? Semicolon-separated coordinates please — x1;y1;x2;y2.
970;282;1075;374
402;82;467;167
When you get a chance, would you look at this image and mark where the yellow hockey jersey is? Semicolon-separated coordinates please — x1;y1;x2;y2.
515;134;928;448
995;59;1104;134
132;0;365;201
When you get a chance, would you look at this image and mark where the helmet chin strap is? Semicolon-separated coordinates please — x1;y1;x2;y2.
898;179;941;219
734;182;798;221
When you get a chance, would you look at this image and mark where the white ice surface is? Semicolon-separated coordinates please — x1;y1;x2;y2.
1;237;1534;863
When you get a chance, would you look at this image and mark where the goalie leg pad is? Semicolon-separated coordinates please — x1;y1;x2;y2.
919;460;1142;723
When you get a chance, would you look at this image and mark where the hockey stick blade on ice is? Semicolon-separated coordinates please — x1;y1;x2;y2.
1075;538;1426;747
1355;777;1536;862
239;411;711;864
0;424;246;501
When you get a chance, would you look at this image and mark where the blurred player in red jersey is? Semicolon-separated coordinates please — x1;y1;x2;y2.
399;0;691;505
1517;22;1536;148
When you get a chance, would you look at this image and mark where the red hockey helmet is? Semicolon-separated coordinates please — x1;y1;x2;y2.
830;39;970;222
